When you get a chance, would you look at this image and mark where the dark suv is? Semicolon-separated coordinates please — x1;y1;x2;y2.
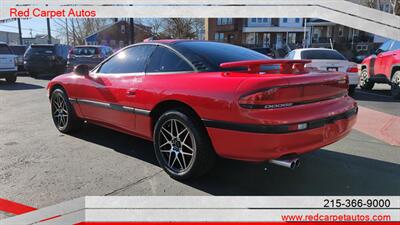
24;44;70;77
66;45;113;72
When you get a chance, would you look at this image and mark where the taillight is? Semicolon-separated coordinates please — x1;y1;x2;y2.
239;88;295;109
239;80;348;109
346;67;358;73
304;63;318;71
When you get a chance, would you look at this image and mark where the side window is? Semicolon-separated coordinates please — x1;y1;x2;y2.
146;46;193;73
379;40;393;52
98;45;156;74
390;41;400;51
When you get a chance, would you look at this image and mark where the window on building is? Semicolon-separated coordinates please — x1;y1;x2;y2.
98;45;156;74
245;33;256;44
288;33;297;45
257;18;262;23
121;25;125;34
283;18;288;23
214;33;225;41
217;18;233;25
262;18;268;23
295;18;300;23
251;18;256;22
146;46;193;73
338;26;344;37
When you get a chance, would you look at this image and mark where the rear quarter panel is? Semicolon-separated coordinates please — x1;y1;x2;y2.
138;72;247;122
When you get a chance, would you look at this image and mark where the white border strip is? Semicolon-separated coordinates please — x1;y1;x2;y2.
2;196;400;224
0;0;399;39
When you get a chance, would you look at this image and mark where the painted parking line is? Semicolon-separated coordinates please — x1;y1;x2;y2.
0;198;36;215
353;106;400;146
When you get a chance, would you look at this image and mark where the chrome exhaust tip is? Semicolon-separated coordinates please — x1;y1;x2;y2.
269;158;300;169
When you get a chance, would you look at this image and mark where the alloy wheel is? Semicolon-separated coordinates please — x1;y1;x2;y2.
392;73;400;87
158;119;196;173
52;94;69;129
360;70;368;85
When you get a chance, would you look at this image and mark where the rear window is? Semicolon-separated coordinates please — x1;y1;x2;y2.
301;50;346;60
174;41;269;71
9;46;26;55
0;44;12;54
71;47;98;55
26;46;55;55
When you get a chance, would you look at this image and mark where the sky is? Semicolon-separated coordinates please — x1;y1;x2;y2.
0;18;59;38
0;18;150;44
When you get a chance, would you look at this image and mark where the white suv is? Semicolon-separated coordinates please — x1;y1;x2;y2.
0;42;17;83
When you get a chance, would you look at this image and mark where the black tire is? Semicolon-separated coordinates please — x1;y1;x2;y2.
360;68;374;90
50;88;82;133
153;109;216;180
391;71;400;100
5;75;17;83
348;85;356;96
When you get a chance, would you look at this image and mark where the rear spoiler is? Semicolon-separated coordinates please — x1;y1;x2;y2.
220;59;312;74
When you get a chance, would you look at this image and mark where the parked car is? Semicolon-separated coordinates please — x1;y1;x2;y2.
360;40;400;99
251;47;275;58
0;42;17;83
9;45;27;71
285;48;359;95
66;45;113;72
47;40;357;179
24;44;70;77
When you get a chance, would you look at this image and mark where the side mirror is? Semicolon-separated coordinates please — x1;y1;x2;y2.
73;64;89;76
375;48;383;55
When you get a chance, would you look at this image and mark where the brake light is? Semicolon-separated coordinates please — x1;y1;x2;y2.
239;80;348;109
220;59;311;74
304;63;318;71
346;67;358;73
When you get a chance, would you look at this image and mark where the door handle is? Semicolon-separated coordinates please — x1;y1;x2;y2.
126;89;137;96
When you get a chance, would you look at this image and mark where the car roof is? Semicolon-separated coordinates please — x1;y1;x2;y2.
294;48;337;52
74;45;110;48
145;39;206;45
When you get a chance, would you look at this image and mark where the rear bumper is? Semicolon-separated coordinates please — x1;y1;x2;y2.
0;69;17;78
24;61;64;73
205;107;357;162
347;72;360;85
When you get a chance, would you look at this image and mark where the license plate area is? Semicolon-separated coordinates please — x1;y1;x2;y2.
327;67;338;71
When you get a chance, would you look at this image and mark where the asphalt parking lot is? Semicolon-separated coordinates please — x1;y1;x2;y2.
1;75;400;216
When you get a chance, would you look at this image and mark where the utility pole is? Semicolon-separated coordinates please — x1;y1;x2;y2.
17;18;23;45
303;18;307;48
65;18;69;45
130;18;135;44
47;18;52;44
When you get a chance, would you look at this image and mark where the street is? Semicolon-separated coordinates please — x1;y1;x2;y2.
1;76;400;216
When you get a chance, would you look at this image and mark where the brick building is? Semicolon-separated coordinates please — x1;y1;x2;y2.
85;20;152;49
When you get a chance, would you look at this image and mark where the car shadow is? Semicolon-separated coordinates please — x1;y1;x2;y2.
352;89;398;102
72;123;400;196
0;80;44;90
71;123;159;166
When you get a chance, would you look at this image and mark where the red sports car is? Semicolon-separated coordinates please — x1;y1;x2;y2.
47;40;357;179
